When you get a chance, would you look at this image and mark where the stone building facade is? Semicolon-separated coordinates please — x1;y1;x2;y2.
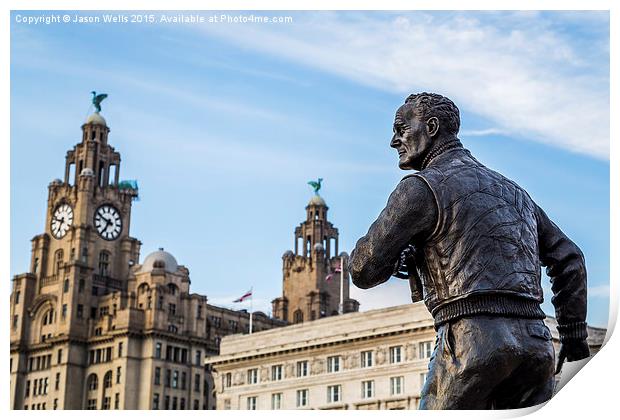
272;194;359;323
207;303;606;410
9;110;283;410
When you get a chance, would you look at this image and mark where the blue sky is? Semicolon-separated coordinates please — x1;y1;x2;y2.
10;11;610;327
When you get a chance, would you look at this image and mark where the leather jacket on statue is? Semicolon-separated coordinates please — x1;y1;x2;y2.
349;143;589;343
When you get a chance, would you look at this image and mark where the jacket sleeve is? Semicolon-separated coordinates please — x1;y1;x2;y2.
536;205;588;342
348;175;437;289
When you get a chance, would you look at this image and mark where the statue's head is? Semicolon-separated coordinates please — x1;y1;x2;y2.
390;92;460;170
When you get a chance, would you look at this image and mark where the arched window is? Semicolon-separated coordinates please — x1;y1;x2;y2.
167;283;177;295
98;251;110;276
87;373;98;391
138;283;149;294
103;371;113;389
293;309;304;324
54;249;64;275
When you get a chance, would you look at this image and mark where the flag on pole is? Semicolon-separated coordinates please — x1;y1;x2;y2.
326;264;342;283
233;290;252;302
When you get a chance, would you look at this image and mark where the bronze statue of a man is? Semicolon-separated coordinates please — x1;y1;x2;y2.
349;93;590;409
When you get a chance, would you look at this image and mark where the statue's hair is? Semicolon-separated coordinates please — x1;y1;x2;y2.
404;93;460;136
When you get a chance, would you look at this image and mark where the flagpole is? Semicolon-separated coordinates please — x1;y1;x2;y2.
249;287;253;335
339;256;344;315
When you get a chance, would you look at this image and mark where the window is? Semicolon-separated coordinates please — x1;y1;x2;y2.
57;349;62;364
168;283;177;295
61;304;67;319
92;286;98;296
271;364;283;381
99;251;110;276
25;380;30;397
77;304;84;319
225;372;231;388
55;372;61;390
419;341;433;359
293;309;303;323
87;399;97;410
361;350;373;368
169;303;176;315
390;346;402;364
102;396;111;410
164;396;170;410
114;393;120;409
327;356;340;373
154;367;161;385
271;393;282;409
90;307;97;319
153;394;160;410
180;398;185;410
197;305;202;318
247;368;258;384
194;373;201;392
172;397;178;410
155;342;162;359
362;380;374;399
296;389;309;407
53;398;58;410
211;316;221;327
118;342;123;358
104;371;113;388
228;320;238;331
181;371;187;389
34;257;39;273
390;376;404;395
87;374;98;391
247;396;257;410
297;360;308;377
12;315;18;329
54;249;64;274
327;385;341;403
116;366;121;384
78;278;85;293
172;370;179;388
165;369;171;387
195;350;202;366
63;278;69;293
193;399;199;410
15;290;21;304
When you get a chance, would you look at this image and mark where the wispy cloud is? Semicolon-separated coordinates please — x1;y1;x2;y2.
461;128;508;137
196;11;609;159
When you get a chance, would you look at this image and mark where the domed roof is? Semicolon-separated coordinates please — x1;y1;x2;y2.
85;112;107;126
308;194;326;207
80;168;94;177
140;248;178;273
282;250;295;259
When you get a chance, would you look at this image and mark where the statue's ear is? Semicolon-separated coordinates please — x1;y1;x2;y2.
426;117;439;137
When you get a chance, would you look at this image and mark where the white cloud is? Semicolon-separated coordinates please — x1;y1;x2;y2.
197;12;609;159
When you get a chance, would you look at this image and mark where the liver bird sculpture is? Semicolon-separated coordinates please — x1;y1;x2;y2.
91;91;108;113
308;178;323;194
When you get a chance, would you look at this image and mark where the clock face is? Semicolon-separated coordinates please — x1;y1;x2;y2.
94;204;122;240
51;203;74;239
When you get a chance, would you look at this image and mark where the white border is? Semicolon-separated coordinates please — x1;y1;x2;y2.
3;1;617;419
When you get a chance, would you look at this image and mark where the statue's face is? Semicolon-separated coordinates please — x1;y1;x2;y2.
390;105;434;170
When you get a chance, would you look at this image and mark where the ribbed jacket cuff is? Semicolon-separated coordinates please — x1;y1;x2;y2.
557;321;588;342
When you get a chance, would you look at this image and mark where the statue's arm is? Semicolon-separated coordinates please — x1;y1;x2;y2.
536;204;590;363
349;176;437;289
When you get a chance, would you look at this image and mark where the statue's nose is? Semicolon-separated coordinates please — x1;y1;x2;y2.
390;134;399;148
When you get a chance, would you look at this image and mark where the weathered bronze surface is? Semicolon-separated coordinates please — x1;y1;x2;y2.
349;93;590;409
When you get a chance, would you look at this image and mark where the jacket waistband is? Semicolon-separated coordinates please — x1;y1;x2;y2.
432;294;546;328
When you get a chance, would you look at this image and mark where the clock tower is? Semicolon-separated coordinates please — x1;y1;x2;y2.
272;189;360;323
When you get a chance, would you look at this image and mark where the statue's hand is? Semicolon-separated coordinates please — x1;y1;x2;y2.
555;339;590;374
393;245;416;279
